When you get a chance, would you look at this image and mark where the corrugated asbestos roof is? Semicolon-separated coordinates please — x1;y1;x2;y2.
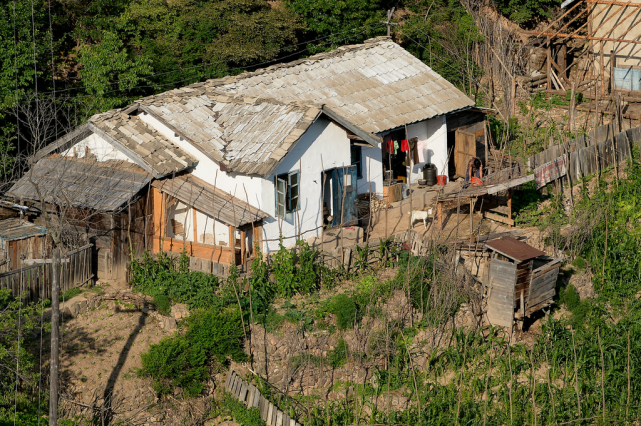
203;37;474;136
136;92;322;176
7;156;152;211
0;218;46;243
89;111;198;178
151;174;269;227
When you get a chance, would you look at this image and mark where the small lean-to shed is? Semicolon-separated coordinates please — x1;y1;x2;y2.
483;237;561;329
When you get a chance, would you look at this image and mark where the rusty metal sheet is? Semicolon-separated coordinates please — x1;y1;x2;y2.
485;237;545;263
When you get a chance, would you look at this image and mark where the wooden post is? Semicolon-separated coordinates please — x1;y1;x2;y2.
547;40;552;97
192;207;198;243
600;42;605;97
507;189;513;225
229;226;237;265
152;188;164;253
511;77;516;117
610;49;615;94
559;43;567;81
570;82;576;133
438;201;443;230
49;248;61;426
240;229;247;266
469;198;474;237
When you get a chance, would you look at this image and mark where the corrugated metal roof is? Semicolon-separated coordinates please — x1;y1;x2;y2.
89;111;198;178
0;218;46;245
485;237;545;262
206;37;474;136
137;91;322;177
151;174;269;227
7;157;152;211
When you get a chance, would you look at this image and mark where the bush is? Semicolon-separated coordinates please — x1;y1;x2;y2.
572;256;586;271
139;308;247;397
153;294;171;316
331;294;357;330
327;337;348;368
129;251;220;309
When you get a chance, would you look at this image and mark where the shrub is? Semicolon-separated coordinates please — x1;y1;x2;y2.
572;256;586;270
139;308;247;397
327;337;348;368
153;294;171;316
331;294;357;330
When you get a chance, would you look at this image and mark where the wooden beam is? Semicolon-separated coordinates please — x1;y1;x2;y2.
192;207;198;243
229;225;237;265
558;2;608;44
538;0;585;37
240;229;247;266
507;188;513;224
483;211;515;226
524;30;641;45
610;49;615;92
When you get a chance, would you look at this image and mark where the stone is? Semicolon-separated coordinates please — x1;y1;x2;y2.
163;318;177;330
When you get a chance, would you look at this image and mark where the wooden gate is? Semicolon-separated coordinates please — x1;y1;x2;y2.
455;129;476;178
486;259;517;329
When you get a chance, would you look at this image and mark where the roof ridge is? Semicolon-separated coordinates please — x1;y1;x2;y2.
202;37;395;89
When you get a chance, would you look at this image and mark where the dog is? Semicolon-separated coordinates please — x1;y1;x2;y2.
409;208;433;229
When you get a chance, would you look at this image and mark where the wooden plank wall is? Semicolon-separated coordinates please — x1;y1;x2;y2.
0;244;93;304
526;260;561;315
528;122;641;185
486;259;517;328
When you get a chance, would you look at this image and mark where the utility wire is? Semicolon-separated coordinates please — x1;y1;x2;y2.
37;22;386;97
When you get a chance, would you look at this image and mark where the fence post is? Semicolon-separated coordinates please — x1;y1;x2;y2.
49;249;61;426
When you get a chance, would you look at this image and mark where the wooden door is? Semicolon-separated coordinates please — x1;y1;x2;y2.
486;259;517;329
455;129;476;178
526;262;560;315
331;166;358;226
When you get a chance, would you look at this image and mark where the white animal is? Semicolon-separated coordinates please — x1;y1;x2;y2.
409;208;433;229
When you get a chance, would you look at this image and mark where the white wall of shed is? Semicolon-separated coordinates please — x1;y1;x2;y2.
406;116;447;182
261;118;350;253
65;133;131;162
357;146;383;196
137;112;265;210
166;200;233;247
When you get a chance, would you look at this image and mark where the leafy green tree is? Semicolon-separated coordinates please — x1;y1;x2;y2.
77;30;152;110
286;0;387;53
495;0;561;26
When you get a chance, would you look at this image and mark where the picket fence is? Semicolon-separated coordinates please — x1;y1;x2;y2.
225;370;302;426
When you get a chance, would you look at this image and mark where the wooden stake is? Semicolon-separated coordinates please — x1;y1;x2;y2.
544;342;556;423
508;336;514;422
49;249;61;426
627;330;631;422
571;328;582;417
598;328;606;423
530;345;537;426
570;82;576;133
483;342;493;426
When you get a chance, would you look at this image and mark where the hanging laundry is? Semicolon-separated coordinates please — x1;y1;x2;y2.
417;140;427;163
383;135;393;153
393;140;399;155
400;139;409;152
409;139;419;165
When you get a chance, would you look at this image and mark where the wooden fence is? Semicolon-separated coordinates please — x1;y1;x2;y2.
527;122;641;184
225;370;302;426
0;244;93;303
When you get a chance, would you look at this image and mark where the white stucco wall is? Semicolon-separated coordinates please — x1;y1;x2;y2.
357;146;383;196
64;133;131;162
406;116;448;182
137;113;264;207
261;118;350;253
166;201;234;247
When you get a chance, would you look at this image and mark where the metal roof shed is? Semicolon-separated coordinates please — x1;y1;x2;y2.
483;237;562;331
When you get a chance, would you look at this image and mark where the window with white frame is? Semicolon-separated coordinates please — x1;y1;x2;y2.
275;171;299;217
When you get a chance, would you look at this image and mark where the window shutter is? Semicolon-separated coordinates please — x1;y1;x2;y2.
287;171;299;212
276;176;286;217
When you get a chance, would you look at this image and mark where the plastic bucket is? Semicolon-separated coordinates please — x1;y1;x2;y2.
470;177;483;187
437;175;447;186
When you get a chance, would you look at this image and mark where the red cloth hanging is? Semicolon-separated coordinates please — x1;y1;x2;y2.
387;140;393;153
400;139;409;152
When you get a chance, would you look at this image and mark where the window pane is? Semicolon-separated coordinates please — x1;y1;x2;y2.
289;172;298;186
278;204;285;217
290;185;299;199
290;196;298;211
277;179;285;194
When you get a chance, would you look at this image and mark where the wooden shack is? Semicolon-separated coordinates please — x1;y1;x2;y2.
483;237;562;330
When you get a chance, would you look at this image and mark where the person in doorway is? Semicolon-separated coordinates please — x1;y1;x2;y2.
465;157;483;187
